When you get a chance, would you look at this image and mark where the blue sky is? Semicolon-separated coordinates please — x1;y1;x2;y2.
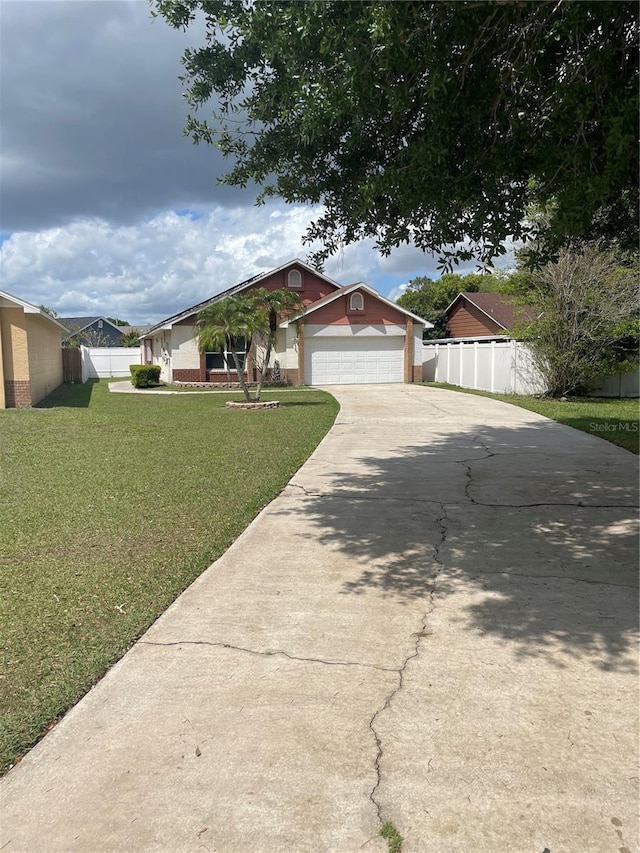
0;1;507;325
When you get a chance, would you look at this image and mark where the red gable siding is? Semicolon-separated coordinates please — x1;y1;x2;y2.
310;290;407;326
246;264;338;307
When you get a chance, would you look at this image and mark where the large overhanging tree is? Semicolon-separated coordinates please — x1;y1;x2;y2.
154;0;638;267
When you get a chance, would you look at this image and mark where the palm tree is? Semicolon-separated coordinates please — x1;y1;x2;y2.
247;288;303;399
196;297;267;401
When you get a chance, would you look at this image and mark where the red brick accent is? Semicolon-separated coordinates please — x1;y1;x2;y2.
413;365;423;382
283;369;299;385
4;380;32;408
206;371;249;384
172;369;202;383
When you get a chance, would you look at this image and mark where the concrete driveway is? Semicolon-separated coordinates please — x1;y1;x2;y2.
1;385;638;852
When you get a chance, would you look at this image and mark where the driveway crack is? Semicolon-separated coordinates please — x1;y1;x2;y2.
139;640;398;672
461;458;637;508
287;483;446;504
368;503;448;825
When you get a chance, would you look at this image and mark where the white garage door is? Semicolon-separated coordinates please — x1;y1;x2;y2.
305;336;404;385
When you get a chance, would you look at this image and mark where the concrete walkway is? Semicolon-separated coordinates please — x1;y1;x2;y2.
2;385;638;852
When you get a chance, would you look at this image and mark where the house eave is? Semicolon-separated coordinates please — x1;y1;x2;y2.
0;289;69;331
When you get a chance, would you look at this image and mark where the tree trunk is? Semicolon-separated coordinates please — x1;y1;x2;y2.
255;337;274;403
230;348;253;401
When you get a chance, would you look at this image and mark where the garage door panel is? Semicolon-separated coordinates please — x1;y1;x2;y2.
305;336;404;385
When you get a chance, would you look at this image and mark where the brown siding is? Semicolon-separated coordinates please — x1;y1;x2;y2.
447;300;503;337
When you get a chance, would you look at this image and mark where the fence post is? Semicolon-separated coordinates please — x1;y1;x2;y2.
473;342;478;389
446;343;451;384
459;342;464;386
490;341;496;392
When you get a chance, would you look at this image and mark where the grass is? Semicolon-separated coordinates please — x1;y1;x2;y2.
0;380;338;772
424;383;639;453
380;821;403;853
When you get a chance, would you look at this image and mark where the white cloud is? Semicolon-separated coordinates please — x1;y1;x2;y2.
387;283;411;303
0;204;331;324
0;204;523;324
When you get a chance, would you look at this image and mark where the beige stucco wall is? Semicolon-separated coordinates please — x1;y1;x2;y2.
413;326;424;366
282;325;299;370
1;308;30;381
0;307;63;407
27;314;64;404
171;325;200;370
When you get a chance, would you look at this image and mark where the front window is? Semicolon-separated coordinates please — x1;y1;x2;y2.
206;336;246;371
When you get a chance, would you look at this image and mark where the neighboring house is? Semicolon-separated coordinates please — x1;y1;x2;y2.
444;292;540;339
0;289;66;408
60;316;126;346
140;259;431;386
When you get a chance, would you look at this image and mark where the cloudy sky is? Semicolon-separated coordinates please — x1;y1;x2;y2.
1;1;496;325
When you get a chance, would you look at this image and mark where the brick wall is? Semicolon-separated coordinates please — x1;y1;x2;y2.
283;368;299;385
4;379;32;408
172;369;203;383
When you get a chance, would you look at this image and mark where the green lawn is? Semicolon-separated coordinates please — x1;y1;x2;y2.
0;380;338;772
425;383;639;453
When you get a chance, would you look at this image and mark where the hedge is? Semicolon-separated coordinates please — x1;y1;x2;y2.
130;364;161;388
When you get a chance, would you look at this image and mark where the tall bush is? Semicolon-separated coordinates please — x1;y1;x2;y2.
518;246;639;397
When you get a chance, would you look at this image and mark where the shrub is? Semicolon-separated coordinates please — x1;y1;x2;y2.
130;364;161;388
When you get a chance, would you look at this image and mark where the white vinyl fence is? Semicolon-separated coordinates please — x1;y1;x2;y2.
423;339;639;397
81;346;142;382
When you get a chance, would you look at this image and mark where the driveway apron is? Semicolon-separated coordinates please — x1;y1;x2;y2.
1;385;638;852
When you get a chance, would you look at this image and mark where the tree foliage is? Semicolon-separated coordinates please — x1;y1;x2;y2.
39;305;59;318
516;247;639;396
119;329;142;347
154;0;638;267
196;288;301;401
197;296;263;400
245;287;303;396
